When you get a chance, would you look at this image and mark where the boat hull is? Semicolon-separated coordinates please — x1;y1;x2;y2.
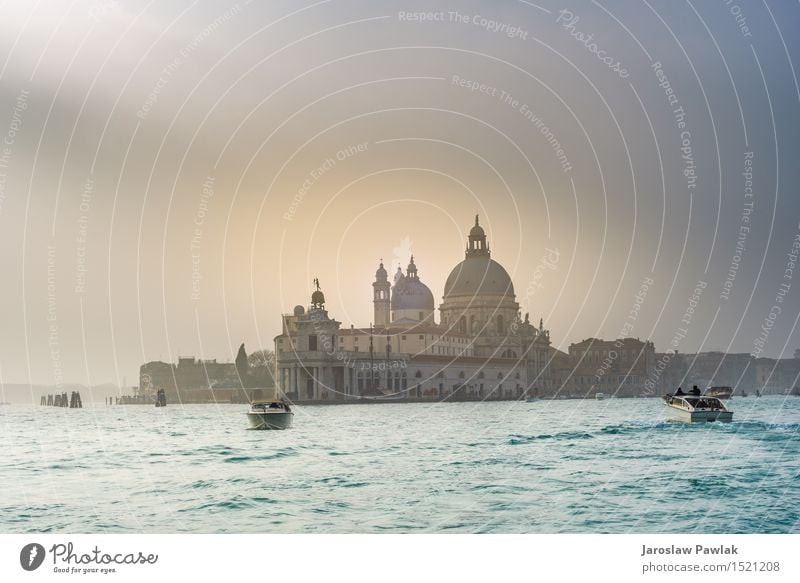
665;406;733;423
246;411;293;430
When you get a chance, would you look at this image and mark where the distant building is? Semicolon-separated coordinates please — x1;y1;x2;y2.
274;216;554;401
647;351;689;394
139;351;273;403
644;351;800;395
554;337;655;397
681;352;755;389
754;357;800;394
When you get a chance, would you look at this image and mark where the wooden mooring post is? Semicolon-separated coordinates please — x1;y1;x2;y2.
43;392;82;407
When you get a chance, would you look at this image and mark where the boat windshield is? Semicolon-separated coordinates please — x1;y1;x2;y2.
683;397;725;410
251;402;288;411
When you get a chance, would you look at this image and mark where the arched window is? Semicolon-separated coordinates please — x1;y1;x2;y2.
459;371;465;379
415;370;422;378
478;371;485;379
497;372;503;379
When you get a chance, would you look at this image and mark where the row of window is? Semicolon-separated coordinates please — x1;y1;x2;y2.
353;369;522;381
450;314;507;335
340;334;469;343
571;350;644;361
280;334;475;354
352;378;525;395
569;376;641;384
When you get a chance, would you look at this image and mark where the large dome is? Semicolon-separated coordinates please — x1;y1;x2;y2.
392;278;435;310
444;256;515;298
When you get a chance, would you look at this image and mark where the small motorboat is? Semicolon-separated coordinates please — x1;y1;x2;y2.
662;394;733;423
705;386;733;399
247;401;294;430
525;389;540;402
595;392;606;400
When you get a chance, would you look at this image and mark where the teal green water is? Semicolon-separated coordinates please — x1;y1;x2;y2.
1;397;798;533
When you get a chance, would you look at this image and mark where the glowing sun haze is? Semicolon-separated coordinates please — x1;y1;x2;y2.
0;0;798;385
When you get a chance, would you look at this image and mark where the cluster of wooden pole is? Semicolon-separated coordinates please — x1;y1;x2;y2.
40;391;82;408
38;391;167;407
105;390;166;406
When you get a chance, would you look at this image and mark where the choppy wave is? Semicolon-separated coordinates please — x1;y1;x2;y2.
508;431;594;444
1;399;798;533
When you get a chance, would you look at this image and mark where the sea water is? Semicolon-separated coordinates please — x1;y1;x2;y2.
1;397;798;533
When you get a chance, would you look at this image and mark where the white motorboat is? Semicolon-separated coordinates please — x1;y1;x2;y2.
524;389;540;402
595;392;606;400
705;386;733;399
662;394;733;423
247;401;294;430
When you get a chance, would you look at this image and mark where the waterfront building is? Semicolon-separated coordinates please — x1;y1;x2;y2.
139;351;274;403
754;356;800;394
274;217;554;401
682;351;756;391
649;351;689;394
554;337;655;397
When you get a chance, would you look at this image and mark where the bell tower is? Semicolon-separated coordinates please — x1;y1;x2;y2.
372;260;390;327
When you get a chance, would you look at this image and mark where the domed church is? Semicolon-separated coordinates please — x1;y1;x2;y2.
274;216;554;402
440;216;522;358
373;256;436;328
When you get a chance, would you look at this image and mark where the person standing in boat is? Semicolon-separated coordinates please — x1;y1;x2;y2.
675;387;685;396
690;385;701;396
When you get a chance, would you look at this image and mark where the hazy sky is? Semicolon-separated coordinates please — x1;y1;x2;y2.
1;0;799;386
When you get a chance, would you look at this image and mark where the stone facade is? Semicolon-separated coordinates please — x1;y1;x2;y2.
554;337;656;397
275;217;554;401
139;354;274;403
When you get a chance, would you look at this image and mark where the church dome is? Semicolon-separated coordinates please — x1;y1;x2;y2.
375;261;387;281
444;215;515;299
443;256;515;298
391;256;434;310
392;278;435;310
